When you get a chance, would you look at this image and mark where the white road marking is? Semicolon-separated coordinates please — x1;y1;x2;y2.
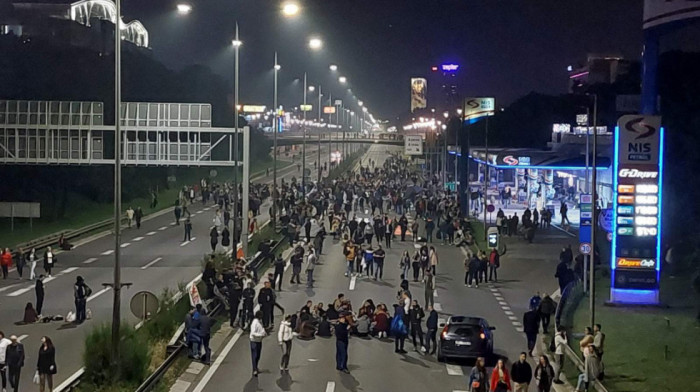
17;335;28;342
0;283;22;293
120;242;131;248
82;258;98;264
446;364;464;376
192;329;244;392
326;382;336;392
6;273;64;297
349;275;357;291
7;287;33;297
434;303;443;311
499;301;508;305
512;321;522;326
133;236;144;242
508;316;518;321
191;237;197;241
180;241;190;247
516;327;524;332
495;296;504;301
504;310;514;315
307;358;319;362
159;226;168;231
101;250;114;256
61;267;79;274
170;222;177;225
502;306;511;311
146;231;157;236
141;257;163;270
490;288;498;292
87;287;111;302
433;289;438;297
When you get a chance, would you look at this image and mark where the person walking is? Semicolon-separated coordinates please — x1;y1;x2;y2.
28;248;37;281
240;282;255;329
400;251;411;281
183;218;192;242
74;276;92;324
429;246;438;275
209;226;218;253
36;336;56;392
249;311;267;377
424;305;438;355
553;328;567;384
306;246;317;288
220;226;231;252
126;206;134;228
408;300;425;351
15;248;25;279
334;314;350;373
278;314;294;372
468;357;489;392
511;352;533;392
290;250;303;285
424;270;435;308
135;207;143;229
534;355;555;392
6;335;24;392
43;247;54;277
35;276;45;316
468;253;481;288
538;294;556;334
488;248;500;283
258;281;276;329
1;248;12;279
523;307;540;356
174;201;182;225
273;256;285;292
490;358;512;391
0;331;10;392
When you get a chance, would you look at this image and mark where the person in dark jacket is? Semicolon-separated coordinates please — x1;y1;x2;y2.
555;259;574;293
258;281;276;329
196;305;214;364
134;207;143;229
37;336;56;392
6;335;24;392
424;305;438;355
183;218;193;241
35;276;45;315
240;283;256;329
538;294;557;334
523;308;540;356
209;227;219;253
468;254;481;287
273;256;285;291
408;300;425;350
74;276;91;324
425;218;435;243
398;214;408;241
221;226;231;251
511;352;533;392
334;314;350;373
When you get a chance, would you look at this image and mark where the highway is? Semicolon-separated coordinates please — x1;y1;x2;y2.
0;143;341;391
185;144;576;392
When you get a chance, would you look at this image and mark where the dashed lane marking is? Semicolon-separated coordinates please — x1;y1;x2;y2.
516;327;524;332
180;241;190;247
61;267;79;274
158;226;168;231
101;250;114;256
498;301;508;305
445;364;464;376
147;231;157;236
349;275;357;291
326;382;336;392
87;287;111;302
17;335;28;342
434;303;443;312
504;310;514;315
82;258;98;264
170;222;177;225
508;316;518;321
133;236;144;241
141;257;163;270
120;242;131;248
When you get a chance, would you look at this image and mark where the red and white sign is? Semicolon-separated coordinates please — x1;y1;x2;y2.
188;282;202;307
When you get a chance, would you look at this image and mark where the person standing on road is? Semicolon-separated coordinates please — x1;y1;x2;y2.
197;305;213;365
408;300;425;351
538;294;556;334
534;355;555;392
290;249;303;285
258;281;276;329
373;245;385;280
523;306;540;357
306;245;317;288
468;253;481;288
334;314;350;373
468;357;489;392
28;248;37;281
398;214;408;241
400;251;411;281
249;311;267;377
1;248;12;279
553;328;567;384
183;218;192;242
424;270;435;308
35;276;45;316
278;314;294;372
0;331;10;392
273;256;285;291
135;207;143;229
423;305;438;355
425;218;435;243
488;248;500;283
36;336;56;392
6;335;24;392
126;206;134;228
240;282;255;329
593;324;605;361
511;352;532;392
15;248;25;279
174;201;182;225
384;217;393;248
74;276;91;324
221;226;231;253
489;358;512;392
209;226;219;253
43;247;54;277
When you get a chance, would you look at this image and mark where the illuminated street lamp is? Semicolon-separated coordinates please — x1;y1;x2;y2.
308;85;315;92
308;37;323;50
339;76;347;84
443;111;449;119
329;64;338;71
177;3;192;14
281;1;300;17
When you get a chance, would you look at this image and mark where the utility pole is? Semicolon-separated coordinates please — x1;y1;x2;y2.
590;94;598;328
302;72;307;193
271;52;279;227
483;116;489;241
232;24;241;252
111;0;123;366
317;85;322;183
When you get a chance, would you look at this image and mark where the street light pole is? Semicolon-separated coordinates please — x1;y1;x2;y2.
590;94;598;329
111;0;123;366
317;85;322;183
272;52;279;227
233;24;241;254
302;72;307;193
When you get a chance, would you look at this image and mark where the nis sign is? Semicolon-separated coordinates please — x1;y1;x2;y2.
611;115;663;304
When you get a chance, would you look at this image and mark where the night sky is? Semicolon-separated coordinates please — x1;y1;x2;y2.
127;0;643;120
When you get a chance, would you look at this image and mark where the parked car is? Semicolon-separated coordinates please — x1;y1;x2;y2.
437;316;495;362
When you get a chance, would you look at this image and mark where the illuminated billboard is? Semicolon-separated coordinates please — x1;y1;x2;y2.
463;97;495;121
410;78;427;113
611;115;663;304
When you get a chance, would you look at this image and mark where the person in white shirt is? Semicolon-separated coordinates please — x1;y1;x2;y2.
553;327;568;384
278;314;295;372
0;331;11;391
249;311;267;377
306;246;317;288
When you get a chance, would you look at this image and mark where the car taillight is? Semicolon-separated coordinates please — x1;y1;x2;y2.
480;329;486;339
441;325;449;339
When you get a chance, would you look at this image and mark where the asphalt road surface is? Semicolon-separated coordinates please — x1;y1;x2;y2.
0;142;343;391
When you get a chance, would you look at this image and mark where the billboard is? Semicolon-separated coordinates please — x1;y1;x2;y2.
323;106;336;114
242;105;266;113
404;135;423;155
410;78;427;113
611;115;663;304
463;97;495;121
643;0;700;29
300;105;313;112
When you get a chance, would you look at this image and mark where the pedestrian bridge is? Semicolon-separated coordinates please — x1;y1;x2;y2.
267;132;404;147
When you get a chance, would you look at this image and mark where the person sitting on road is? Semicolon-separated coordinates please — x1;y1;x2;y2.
23;302;39;323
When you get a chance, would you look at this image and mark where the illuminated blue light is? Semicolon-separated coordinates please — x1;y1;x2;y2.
612;126;620;270
469;157;608;171
441;64;460;72
656;127;664;272
610;288;659;304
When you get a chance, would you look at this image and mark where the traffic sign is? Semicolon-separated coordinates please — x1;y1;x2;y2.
486;204;495;213
579;243;592;255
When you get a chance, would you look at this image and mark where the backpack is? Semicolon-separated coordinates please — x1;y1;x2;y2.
390;314;408;337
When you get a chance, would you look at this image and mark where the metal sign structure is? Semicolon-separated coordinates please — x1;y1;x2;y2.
404;135;423;155
463;97;495;121
611;115;664;305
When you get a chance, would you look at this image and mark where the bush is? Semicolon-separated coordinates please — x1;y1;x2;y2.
82;324;150;389
142;289;190;342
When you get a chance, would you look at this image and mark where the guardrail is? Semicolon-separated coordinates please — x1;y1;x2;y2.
13;215;124;255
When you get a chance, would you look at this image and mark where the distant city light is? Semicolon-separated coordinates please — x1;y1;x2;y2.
431;66;439;72
339;76;347;84
177;4;192;14
274;64;281;71
441;63;460;72
308;37;323;50
358;101;363;107
282;2;300;17
308;86;315;92
567;65;573;71
330;64;338;71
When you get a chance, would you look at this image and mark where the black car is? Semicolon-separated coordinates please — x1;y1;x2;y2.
437;316;495;362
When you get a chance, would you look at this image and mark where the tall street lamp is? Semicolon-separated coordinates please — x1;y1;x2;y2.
316;85;323;183
271;53;280;227
281;1;300;17
232;25;243;254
